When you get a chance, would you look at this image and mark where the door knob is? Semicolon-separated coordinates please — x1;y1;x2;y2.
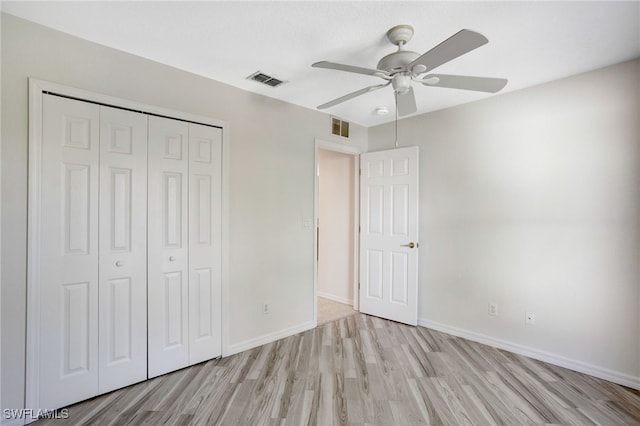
115;260;123;267
169;256;176;262
401;242;418;249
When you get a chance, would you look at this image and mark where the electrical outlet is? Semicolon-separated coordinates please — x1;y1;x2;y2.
488;303;498;316
525;311;536;325
262;302;270;314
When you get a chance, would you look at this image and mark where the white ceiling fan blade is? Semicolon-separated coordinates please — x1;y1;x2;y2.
317;81;391;110
420;74;508;93
396;87;417;116
312;61;390;78
408;29;488;74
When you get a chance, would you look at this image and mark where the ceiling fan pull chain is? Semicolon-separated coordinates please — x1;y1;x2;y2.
395;91;399;148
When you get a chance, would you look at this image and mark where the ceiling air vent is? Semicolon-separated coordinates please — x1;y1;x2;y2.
247;71;285;88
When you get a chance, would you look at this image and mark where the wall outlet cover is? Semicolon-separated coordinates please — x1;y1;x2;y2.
488;303;498;316
526;311;536;325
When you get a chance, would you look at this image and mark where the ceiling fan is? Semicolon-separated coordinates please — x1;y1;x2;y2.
312;25;508;116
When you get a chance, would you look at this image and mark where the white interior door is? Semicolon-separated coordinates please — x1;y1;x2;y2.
39;94;100;408
188;123;222;364
148;116;190;377
359;146;419;326
98;106;148;393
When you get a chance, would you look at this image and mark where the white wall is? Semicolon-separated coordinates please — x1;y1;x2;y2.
369;59;640;388
0;13;367;417
317;148;355;305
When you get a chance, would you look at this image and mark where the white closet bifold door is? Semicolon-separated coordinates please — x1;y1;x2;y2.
98;106;148;393
148;116;190;378
188;123;222;364
34;91;223;411
39;95;100;409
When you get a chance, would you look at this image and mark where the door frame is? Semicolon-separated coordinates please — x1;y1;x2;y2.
313;139;361;325
26;78;230;411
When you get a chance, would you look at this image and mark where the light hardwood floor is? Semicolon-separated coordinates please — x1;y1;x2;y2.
36;313;640;425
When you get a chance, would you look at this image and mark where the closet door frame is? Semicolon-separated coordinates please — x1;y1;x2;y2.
26;78;230;412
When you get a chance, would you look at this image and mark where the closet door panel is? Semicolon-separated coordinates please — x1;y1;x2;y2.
98;106;148;393
148;116;190;378
188;124;222;364
39;95;100;408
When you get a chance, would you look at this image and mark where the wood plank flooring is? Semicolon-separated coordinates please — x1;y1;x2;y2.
36;313;640;425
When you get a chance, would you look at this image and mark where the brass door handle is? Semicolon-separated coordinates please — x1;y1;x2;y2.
401;242;418;248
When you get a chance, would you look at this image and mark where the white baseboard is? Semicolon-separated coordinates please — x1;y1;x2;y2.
418;318;640;391
318;292;353;306
224;321;316;357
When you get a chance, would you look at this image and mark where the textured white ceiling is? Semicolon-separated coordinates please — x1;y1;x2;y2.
3;1;639;127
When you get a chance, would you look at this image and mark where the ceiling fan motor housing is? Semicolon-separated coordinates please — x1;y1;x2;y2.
377;50;420;73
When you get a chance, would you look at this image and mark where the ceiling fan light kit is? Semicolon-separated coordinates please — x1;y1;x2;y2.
312;24;508;118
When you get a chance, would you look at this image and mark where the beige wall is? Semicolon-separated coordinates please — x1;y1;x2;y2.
318;148;356;304
369;59;640;385
0;13;367;414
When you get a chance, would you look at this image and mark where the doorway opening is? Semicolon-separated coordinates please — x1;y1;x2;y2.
314;140;360;325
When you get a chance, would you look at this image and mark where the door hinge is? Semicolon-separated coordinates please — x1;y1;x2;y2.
359;168;362;176
358;282;360;290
